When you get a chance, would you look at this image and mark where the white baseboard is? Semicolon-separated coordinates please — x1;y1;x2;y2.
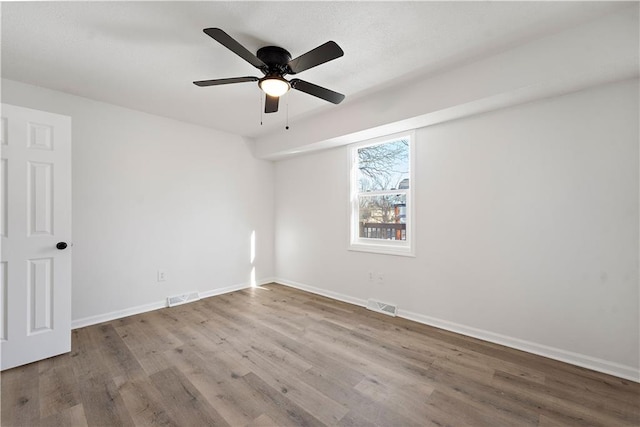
257;277;278;286
274;279;639;383
71;299;167;330
199;281;251;299
70;278;274;330
398;309;639;383
274;277;368;308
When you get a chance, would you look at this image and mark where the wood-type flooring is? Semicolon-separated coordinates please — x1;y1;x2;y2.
1;283;638;426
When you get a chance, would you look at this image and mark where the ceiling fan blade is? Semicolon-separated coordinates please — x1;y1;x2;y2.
287;41;344;74
265;95;279;113
290;79;345;104
193;76;259;87
203;28;266;70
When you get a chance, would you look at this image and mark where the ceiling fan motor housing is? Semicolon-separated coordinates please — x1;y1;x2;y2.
256;46;292;75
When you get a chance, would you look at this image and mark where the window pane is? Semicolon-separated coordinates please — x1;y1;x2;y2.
357;139;409;192
358;194;407;240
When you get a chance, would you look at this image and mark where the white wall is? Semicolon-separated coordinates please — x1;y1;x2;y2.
274;79;639;380
2;79;275;325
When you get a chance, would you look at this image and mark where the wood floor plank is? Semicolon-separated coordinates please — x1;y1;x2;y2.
245;413;279;427
426;365;540;425
491;369;639;426
336;411;378;427
161;345;268;426
2;282;638;426
69;327;107;380
241;371;326;427
354;375;435;425
37;403;88;427
149;367;230;426
38;364;79;418
195;298;366;388
235;342;350;425
77;373;135;426
1;362;40;426
84;323;146;381
114;318;181;376
298;365;423;427
118;377;179;427
544;367;640;405
426;389;516;427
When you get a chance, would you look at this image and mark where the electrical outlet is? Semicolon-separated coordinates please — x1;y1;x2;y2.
368;272;374;282
377;273;384;284
157;270;167;282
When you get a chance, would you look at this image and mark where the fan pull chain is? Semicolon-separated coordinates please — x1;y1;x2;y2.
259;92;263;126
285;93;290;130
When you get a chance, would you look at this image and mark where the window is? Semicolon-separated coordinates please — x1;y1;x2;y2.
349;131;415;256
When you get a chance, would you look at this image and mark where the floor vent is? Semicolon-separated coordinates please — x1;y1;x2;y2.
167;292;200;307
366;299;398;317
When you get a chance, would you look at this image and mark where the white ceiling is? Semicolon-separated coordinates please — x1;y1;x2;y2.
1;1;628;139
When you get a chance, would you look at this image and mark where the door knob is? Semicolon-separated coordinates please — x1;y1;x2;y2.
56;242;68;250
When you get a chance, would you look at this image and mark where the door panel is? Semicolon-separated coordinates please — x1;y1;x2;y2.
28;257;53;333
0;103;71;371
28;161;54;236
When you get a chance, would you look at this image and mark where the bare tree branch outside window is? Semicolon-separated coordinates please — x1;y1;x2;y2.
358;139;409;192
357;139;409;230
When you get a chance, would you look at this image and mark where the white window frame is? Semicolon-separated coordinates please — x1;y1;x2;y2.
349;130;416;257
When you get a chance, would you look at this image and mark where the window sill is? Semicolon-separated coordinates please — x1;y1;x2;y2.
348;242;415;257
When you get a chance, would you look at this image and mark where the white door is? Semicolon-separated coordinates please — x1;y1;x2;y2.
0;103;72;371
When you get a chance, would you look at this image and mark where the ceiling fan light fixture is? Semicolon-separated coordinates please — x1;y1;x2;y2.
259;76;290;97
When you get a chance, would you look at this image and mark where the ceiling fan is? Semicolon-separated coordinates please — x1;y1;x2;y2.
194;28;345;114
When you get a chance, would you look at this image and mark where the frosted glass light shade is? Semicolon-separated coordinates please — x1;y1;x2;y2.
259;77;290;97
